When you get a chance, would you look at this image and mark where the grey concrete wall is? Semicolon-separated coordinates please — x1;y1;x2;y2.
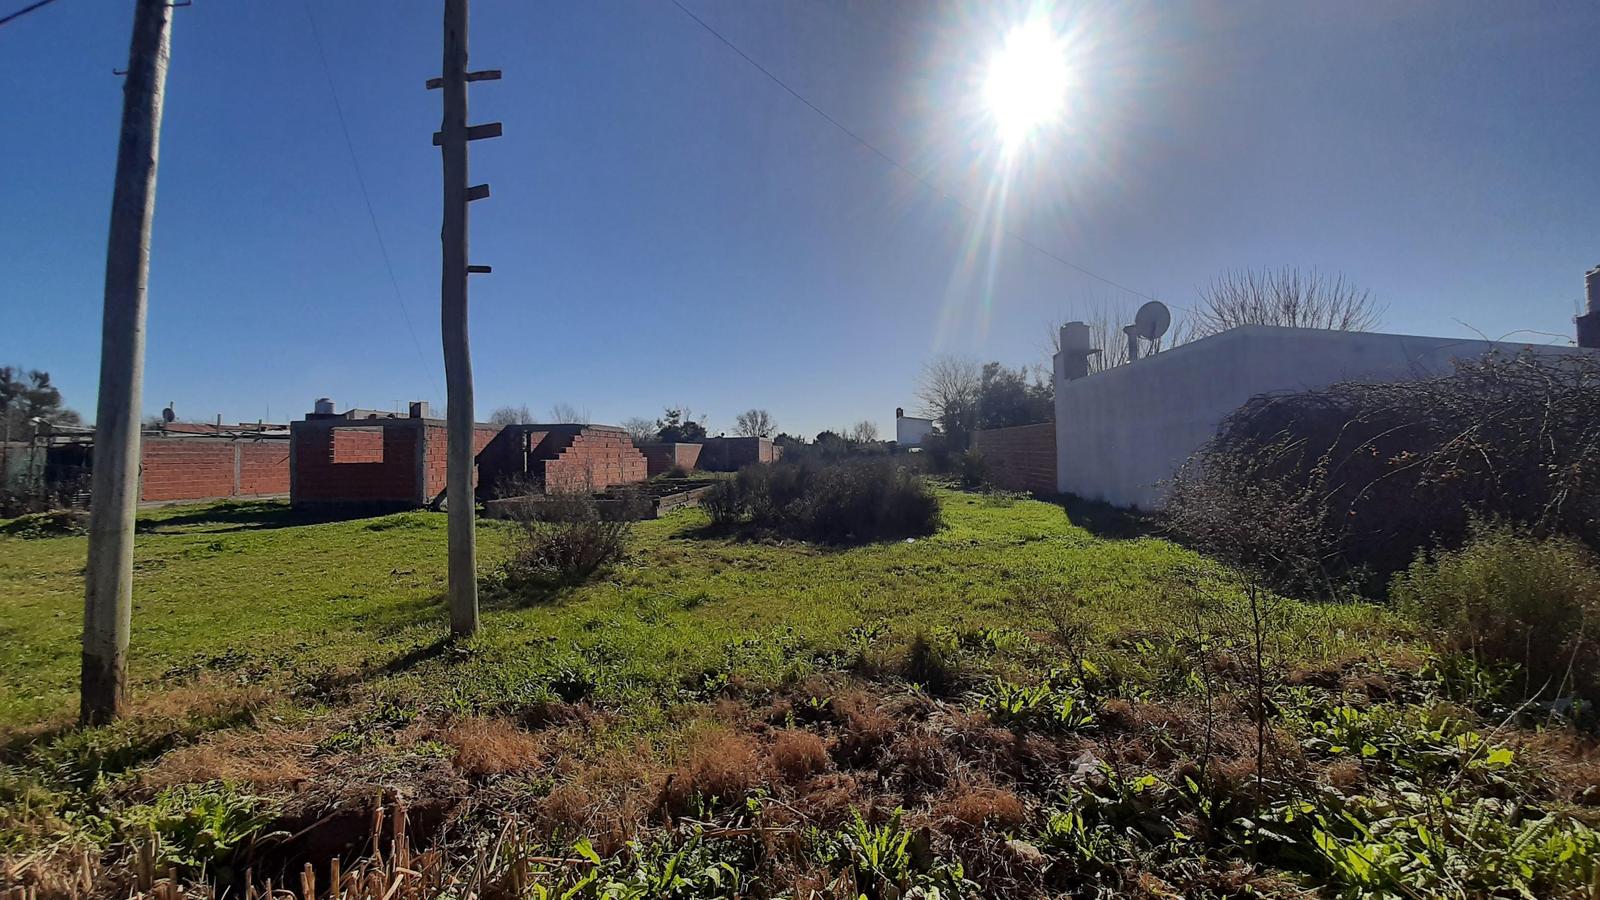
1054;325;1592;509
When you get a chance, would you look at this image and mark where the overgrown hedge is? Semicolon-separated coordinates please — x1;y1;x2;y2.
1165;351;1600;597
703;458;941;544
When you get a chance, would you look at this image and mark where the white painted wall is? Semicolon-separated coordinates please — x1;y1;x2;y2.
896;414;934;447
1054;325;1592;509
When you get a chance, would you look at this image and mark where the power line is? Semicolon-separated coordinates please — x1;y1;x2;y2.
301;0;441;398
0;0;62;29
667;0;1162;305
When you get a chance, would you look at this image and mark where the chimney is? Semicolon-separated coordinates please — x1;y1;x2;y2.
1578;265;1600;349
409;400;430;419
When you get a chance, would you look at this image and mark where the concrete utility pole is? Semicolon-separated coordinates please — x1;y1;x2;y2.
431;0;499;637
83;0;174;725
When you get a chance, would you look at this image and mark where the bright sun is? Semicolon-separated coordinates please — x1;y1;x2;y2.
983;19;1070;151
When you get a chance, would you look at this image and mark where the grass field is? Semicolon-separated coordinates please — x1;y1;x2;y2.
2;491;1596;898
0;492;1335;729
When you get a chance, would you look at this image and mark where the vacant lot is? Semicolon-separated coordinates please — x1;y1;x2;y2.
3;493;1595;898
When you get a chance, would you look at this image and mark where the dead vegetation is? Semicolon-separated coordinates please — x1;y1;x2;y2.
5;561;1600;898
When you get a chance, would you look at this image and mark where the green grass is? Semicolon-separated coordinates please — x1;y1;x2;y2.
15;491;1593;899
0;491;1388;730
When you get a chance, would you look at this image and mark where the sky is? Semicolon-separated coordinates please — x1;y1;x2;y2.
2;0;1596;438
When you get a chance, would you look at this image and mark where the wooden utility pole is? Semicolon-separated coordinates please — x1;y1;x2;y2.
431;0;499;637
83;0;174;725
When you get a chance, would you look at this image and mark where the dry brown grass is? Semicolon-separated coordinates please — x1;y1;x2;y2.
141;728;315;790
933;781;1026;830
769;729;829;783
539;744;660;854
131;679;273;722
442;717;544;778
886;729;953;792
831;692;898;767
659;728;765;817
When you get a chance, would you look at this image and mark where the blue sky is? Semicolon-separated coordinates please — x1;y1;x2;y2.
3;1;1596;437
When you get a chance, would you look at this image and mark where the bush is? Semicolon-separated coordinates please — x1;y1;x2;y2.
0;508;88;539
1166;351;1600;596
704;459;941;544
496;491;636;596
958;449;989;489
1391;524;1600;700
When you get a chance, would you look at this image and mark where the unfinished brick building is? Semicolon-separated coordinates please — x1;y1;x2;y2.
638;442;702;477
477;424;648;497
698;436;781;471
289;403;500;510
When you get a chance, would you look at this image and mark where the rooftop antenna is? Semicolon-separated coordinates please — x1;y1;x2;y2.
1133;300;1172;345
1125;300;1172;361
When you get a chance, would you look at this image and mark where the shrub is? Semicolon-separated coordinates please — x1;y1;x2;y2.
0;508;88;539
1166;351;1600;596
496;490;635;596
1391;524;1600;701
958;449;989;489
704;459;941;544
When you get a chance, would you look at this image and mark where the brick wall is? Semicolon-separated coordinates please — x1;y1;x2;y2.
139;437;290;503
237;442;290;495
542;427;648;492
292;421;421;506
421;423;501;501
699;437;778;471
972;423;1056;495
639;442;702;476
330;427;385;463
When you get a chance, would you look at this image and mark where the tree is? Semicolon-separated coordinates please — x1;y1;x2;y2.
773;432;805;448
549;401;589;424
488;404;533;427
1192;267;1383;338
848;420;880;444
621;417;658;444
734;408;776;438
0;367;82;439
656;407;707;443
976;362;1052;429
915;355;981;450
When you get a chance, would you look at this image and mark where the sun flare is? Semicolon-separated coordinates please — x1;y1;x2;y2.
983;19;1071;151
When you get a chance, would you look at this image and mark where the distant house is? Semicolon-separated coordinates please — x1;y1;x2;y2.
894;407;934;448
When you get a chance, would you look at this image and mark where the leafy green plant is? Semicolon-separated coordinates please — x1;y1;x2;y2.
1310;794;1599;898
976;670;1095;732
827;809;976;900
582;830;746;900
116;782;279;873
1298;703;1517;779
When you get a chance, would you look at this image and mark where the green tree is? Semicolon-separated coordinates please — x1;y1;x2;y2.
656;407;707;443
1;367;81;439
976;362;1052;429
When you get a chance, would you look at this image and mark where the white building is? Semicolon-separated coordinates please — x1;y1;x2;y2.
1052;323;1594;510
894;407;935;448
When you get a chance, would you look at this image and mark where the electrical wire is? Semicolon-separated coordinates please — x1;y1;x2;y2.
0;0;62;29
301;0;442;399
667;0;1163;306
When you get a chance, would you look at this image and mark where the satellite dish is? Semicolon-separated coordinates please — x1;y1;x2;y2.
161;404;176;423
1133;300;1172;342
